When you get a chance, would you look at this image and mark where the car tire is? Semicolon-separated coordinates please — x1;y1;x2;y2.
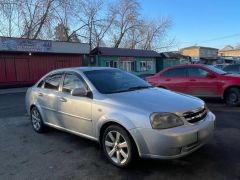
30;107;46;133
102;125;136;168
225;88;240;106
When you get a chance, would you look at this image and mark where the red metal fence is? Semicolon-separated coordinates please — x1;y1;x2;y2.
0;53;83;88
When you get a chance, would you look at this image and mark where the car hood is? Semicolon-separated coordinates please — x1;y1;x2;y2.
222;73;240;78
106;87;204;114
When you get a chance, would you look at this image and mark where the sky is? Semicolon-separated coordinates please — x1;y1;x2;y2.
139;0;240;51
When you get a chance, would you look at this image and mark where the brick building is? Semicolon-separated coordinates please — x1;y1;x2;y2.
180;46;218;64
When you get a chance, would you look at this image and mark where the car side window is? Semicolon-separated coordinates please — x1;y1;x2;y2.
188;68;208;78
44;74;63;91
62;74;87;94
161;68;187;77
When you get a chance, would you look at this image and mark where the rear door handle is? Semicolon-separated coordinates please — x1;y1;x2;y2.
190;79;196;81
59;97;67;102
165;79;171;81
38;93;43;97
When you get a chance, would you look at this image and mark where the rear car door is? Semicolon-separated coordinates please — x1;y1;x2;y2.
186;67;220;97
57;72;93;136
160;67;189;93
37;73;63;125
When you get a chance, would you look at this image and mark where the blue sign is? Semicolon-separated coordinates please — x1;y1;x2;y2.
0;37;52;52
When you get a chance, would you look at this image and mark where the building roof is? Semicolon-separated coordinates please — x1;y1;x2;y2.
0;36;90;54
219;45;240;52
90;47;160;57
220;45;234;51
181;46;218;51
160;51;190;59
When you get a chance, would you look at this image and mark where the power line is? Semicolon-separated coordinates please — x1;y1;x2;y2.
182;33;240;45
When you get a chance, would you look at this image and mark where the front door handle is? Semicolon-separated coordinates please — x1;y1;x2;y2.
59;98;67;102
165;79;171;81
38;93;43;97
189;79;196;81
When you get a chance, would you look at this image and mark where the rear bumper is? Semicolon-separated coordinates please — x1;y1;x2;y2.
130;111;216;159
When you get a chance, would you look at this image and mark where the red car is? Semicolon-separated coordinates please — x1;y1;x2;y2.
146;64;240;106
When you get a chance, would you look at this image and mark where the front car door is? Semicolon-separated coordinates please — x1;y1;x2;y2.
57;72;93;136
37;73;63;125
186;67;220;97
160;67;189;93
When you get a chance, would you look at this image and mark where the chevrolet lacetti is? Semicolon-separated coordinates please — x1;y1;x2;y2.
25;67;216;167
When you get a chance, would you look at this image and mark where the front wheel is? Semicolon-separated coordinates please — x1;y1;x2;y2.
225;88;240;106
102;125;135;167
30;107;46;133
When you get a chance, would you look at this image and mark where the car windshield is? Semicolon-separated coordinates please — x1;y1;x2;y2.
84;69;152;94
205;65;228;75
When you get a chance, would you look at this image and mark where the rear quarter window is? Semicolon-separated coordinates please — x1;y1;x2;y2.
37;80;44;88
44;74;63;91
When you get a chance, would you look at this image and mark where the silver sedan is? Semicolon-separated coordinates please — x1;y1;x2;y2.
25;67;216;167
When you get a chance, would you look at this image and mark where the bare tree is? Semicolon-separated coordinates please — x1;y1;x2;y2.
110;0;141;48
0;1;19;37
16;0;55;39
77;0;103;50
52;0;83;41
120;21;146;49
0;0;176;51
92;10;115;48
140;17;172;50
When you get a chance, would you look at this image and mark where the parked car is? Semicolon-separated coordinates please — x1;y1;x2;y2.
26;67;215;167
223;64;240;74
213;64;230;69
146;64;240;106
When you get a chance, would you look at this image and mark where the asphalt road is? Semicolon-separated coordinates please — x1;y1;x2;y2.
0;92;239;180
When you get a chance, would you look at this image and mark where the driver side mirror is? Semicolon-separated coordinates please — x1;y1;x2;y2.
71;88;88;97
206;73;216;78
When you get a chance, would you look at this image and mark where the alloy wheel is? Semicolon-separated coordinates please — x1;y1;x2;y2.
229;92;238;103
105;131;129;165
31;108;41;131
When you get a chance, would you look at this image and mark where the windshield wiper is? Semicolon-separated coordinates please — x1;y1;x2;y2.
105;86;153;94
127;85;153;91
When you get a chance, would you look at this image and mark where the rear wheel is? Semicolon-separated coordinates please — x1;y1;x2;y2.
225;88;240;106
102;125;135;167
30;107;46;133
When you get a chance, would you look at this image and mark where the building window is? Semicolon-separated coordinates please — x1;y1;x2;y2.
119;61;135;72
106;61;118;68
106;61;111;67
113;61;118;68
140;60;153;72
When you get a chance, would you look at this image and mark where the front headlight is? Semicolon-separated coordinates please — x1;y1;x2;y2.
150;113;184;129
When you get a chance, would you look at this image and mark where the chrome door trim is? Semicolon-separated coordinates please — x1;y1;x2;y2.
44;122;98;141
42;107;92;121
42;106;58;112
58;110;92;121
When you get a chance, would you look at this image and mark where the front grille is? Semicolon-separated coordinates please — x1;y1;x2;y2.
183;107;208;123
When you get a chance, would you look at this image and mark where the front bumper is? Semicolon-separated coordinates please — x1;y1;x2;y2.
130;111;216;159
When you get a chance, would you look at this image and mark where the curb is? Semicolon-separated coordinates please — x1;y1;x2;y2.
0;87;29;95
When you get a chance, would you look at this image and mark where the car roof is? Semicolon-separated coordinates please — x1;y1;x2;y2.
163;64;206;70
50;66;117;73
174;64;206;67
